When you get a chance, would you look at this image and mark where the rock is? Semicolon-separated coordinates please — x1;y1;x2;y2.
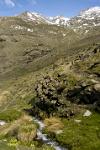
74;119;81;123
83;110;92;117
93;48;100;53
0;120;6;126
81;82;87;87
94;83;100;91
56;130;63;134
91;79;99;84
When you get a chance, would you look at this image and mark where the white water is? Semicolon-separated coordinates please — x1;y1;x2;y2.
33;117;67;150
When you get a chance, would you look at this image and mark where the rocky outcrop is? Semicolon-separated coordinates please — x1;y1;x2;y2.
29;73;84;119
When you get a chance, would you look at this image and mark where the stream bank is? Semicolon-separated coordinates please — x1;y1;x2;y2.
33;117;67;150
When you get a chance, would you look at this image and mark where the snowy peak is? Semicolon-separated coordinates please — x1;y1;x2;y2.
67;6;100;34
19;11;52;24
79;6;100;19
19;12;70;25
18;6;100;33
49;16;70;26
80;6;100;15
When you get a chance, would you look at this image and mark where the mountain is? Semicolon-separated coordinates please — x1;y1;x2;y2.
17;7;100;34
18;12;70;26
49;6;100;34
0;6;100;84
0;13;80;83
49;16;69;26
18;11;52;24
68;6;100;33
79;6;100;19
0;6;100;150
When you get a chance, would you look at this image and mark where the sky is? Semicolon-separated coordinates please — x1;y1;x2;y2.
0;0;100;17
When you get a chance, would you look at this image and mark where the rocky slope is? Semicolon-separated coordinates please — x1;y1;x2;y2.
68;6;100;34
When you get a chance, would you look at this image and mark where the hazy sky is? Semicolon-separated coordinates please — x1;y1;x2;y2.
0;0;100;17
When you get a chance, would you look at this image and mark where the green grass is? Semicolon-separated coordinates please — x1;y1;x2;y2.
0;140;55;150
55;113;100;150
0;141;15;150
0;109;22;122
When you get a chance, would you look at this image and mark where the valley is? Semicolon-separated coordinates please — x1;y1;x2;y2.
0;6;100;150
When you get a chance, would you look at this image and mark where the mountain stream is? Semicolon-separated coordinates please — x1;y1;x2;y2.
33;117;67;150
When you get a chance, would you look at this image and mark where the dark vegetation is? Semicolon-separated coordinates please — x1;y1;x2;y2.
28;45;100;119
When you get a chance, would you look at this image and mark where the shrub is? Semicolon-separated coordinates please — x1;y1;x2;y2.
17;123;37;143
44;117;64;133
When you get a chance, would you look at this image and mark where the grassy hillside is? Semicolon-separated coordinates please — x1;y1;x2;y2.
0;16;100;150
0;40;100;149
0;17;81;83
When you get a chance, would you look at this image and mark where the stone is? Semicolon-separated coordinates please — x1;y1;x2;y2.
56;130;63;134
94;83;100;91
83;110;92;117
74;119;81;123
91;79;99;84
0;120;6;126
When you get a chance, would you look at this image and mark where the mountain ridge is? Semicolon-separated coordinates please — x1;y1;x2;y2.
1;6;99;33
16;6;100;33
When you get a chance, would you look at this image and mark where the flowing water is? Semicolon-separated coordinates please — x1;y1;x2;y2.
33;117;67;150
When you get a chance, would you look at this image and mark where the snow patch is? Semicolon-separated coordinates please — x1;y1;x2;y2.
63;33;66;37
11;25;33;32
50;16;70;26
27;28;33;32
85;30;89;34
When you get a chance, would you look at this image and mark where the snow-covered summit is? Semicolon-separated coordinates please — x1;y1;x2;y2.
80;6;100;15
19;11;52;24
19;11;70;25
19;11;69;26
49;16;70;26
67;6;100;34
17;7;100;34
79;6;100;19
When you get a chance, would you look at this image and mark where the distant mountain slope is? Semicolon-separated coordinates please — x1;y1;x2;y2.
19;11;52;24
0;16;80;82
68;7;100;34
2;6;98;36
49;16;69;26
14;6;100;32
0;6;100;82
